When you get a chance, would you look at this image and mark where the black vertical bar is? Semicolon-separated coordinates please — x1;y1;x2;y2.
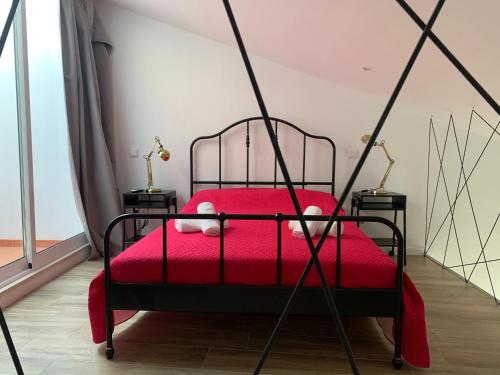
403;205;407;266
0;307;24;375
391;210;398;256
104;224;114;359
122;208;126;251
276;214;282;286
162;219;167;284
274;121;278;188
302;134;306;189
246;121;250;187
190;143;195;197
0;0;19;58
219;213;225;285
331;144;336;195
218;135;222;189
335;220;341;288
133;208;137;237
393;226;405;368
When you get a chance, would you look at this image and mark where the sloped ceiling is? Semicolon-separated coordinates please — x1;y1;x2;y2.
100;0;499;108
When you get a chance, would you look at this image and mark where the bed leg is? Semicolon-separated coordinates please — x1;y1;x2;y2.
392;357;403;370
105;307;114;360
106;347;115;360
393;311;403;370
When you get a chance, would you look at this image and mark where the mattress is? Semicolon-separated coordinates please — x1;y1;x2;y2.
88;188;429;367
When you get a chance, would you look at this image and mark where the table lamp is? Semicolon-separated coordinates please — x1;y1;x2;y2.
144;136;170;193
361;134;395;195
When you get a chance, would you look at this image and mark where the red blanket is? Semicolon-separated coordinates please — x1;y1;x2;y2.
89;188;429;367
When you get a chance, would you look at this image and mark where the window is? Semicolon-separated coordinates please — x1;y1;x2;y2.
0;0;86;285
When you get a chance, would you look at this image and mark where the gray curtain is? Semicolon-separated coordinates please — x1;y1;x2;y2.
60;0;120;258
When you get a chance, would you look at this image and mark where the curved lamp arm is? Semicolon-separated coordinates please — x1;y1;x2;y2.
360;135;395;194
378;141;395;191
143;136;170;192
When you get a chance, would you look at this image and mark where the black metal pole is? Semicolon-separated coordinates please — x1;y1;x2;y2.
248;0;445;371
0;0;19;58
221;1;359;374
0;307;24;374
396;0;499;115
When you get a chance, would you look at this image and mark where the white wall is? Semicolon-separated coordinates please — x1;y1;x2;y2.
96;3;437;253
97;2;499;297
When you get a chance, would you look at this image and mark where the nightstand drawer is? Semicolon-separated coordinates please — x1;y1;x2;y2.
124;191;176;208
352;192;406;211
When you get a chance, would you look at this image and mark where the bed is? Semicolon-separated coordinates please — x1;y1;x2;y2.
90;117;429;369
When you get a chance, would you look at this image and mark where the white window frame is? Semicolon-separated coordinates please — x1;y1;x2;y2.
0;0;87;286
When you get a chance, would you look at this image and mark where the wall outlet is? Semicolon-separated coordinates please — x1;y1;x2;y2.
129;146;139;158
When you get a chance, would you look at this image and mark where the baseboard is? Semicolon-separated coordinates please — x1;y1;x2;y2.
0;243;91;308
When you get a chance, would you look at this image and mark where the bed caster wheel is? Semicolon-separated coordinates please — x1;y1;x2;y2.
106;347;115;359
392;357;403;370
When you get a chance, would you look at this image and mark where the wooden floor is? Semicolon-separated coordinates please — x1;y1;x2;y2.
1;256;499;374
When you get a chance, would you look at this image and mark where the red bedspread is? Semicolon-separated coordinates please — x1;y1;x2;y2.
89;188;429;367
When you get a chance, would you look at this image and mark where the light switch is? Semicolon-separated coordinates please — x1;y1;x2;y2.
129;147;139;158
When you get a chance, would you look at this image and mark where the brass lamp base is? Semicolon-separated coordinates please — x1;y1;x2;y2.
146;187;161;193
366;187;387;195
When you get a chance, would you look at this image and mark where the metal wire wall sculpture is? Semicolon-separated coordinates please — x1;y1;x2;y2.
424;111;499;304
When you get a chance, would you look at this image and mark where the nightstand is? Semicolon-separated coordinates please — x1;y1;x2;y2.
351;191;406;265
122;190;177;250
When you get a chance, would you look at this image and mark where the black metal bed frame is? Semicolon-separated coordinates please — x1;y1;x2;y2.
189;116;336;196
104;118;406;369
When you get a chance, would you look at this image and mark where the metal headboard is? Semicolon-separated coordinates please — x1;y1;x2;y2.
190;117;336;197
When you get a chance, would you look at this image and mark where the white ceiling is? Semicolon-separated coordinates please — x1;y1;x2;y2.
100;0;499;107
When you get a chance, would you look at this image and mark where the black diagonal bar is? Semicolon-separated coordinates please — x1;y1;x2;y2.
0;307;23;374
0;0;19;58
221;1;359;374
223;0;446;372
223;0;359;374
396;0;499;115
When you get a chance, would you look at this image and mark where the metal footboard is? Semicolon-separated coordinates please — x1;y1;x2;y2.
103;213;405;365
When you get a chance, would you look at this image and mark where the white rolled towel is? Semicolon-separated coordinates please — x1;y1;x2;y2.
175;219;200;233
292;206;322;238
175;218;229;233
288;207;344;238
317;220;344;237
197;202;221;236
